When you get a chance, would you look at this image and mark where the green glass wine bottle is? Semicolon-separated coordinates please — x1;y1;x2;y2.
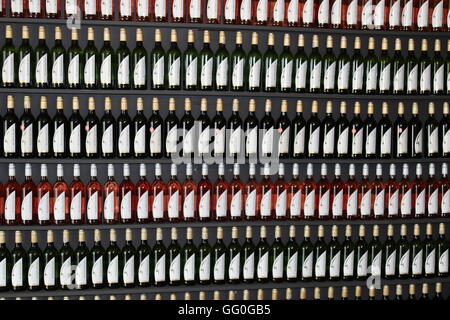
99;28;115;89
227;226;241;284
59;230;74;290
83;27;99;89
242;226;255;283
182;227;197;285
90;229;106;289
27;231;43;291
392;38;405;95
183;30;198;91
424;223;436;278
199;30;214;91
0;231;11;292
342;225;356;281
365;37;378;94
351;37;364;94
231;31;246;91
136;228;151;287
270;226;284;283
397;224;410;279
419;39;432;94
382;224;397;280
17;26;33;88
67;28;83;89
246;32;262;92
212;227;227;284
215;31;229;91
322;35;337;94
285;225;299;282
74;230;89;290
122;228;137;288
153;228;167;286
328;225;341;281
300;225;314;281
1;25;16;88
314;225;328;281
50;26;65;89
279;33;293;93
167;227;181;286
198;227;212;285
411;224;423;279
132;28;147;90
255;226;270;283
117;28;131;89
11;231;26;291
43;230;59;290
167;29;182;90
432;39;445;95
309;35;322;93
368;225;382;279
405;38;419;94
378;38;392;94
355;225;369;280
35;26;49;89
106;229;122;288
293;34;308;93
336;36;351;94
436;223;449;277
150;29;165;90
262;33;278;92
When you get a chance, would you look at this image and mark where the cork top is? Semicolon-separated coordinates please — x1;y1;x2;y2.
152;97;160;111
184;292;191;300
104;97;112;110
124;295;132;300
217;227;223;239
289;225;296;238
248;99;256;112
7;95;14;109
24;96;31;109
400;224;407;236
31;230;38;244
78;229;85;242
203;30;210;43
354;101;361;114
387;224;394;237
243;290;250;300
422;283;429;294
22;26;29;39
368;287;376;298
296;100;303;113
326;35;333;48
94;229;101;242
381;102;388;114
267;33;275;46
311;100;318;113
260;226;267;238
318;225;324;237
245;226;252;238
314;288;320;299
298;34;304;47
170;29;177;42
359;225;365;237
312;34;319;48
72;96;80;110
413;224;420;236
300;288;307;300
397;102;404;114
0;231;5;244
436;282;442;293
71;28;78;41
274;226;281;238
396;284;402;296
421;39;428;51
103;28;110;41
368;37;375;50
154;294;162;300
354;36;361;49
213;291;220;300
443;102;449;115
154;29;162;42
428;102;435;114
236;32;243;45
304;225;310;238
264;99;272;112
331;225;338;237
339;101;346;114
228;290;236;300
187;29;195;43
88;97;95;111
231;226;238;239
251;32;258;45
200;98;207;111
411;102;418;114
271;289;278;300
283;33;290;47
5;25;12;38
199;292;206;300
381;38;388;51
136;97;144;111
219;31;226;44
426;223;432;235
63;230;70;243
367;102;374;114
171;227;177;240
169;97;176;111
156;228;163;241
47;230;54;243
341;287;348;299
325;101;332;114
120;97;128;110
439;223;445;235
395;38;401;51
184;98;192;111
38;26;46;39
327;287;334;299
120;28;127;42
355;286;362;297
125;228;133;241
340;36;347;49
109;228;117;242
216;98;223;111
373;225;380;237
408;38;415;51
201;227;208;240
87;27;94;41
383;285;389;297
232;99;239;112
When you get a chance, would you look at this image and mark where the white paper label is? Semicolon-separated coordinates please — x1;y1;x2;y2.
243;253;254;280
402;0;413;26
75;257;87;285
44;258;55;286
216;59;228;86
373;0;385;27
107;256;119;284
35;54;48;84
401;189;411;215
257;252;268;279
293;127;305;154
101;125;113;154
310;62;322;89
399;250;410;275
117;55;130;85
169;254;180;281
261;190;272;217
213;254;225;280
104;191;115;220
315;251;326;277
303;0;313;22
374;189;385;216
379;64;391;91
272;253;284;278
183;191;195;218
417;0;429;27
249;59;261;88
12;259;23;287
92;257;103;284
232;58;244;87
154;255;166;282
389;0;400;26
70;191;82;220
3;124;15;154
133;56;146;86
240;0;251;20
385;251;396;276
304;190;315;217
28;258;40;286
420;64;431;91
318;0;330;24
118;125;130;154
207;0;218;19
229;253;240;280
68;55;80;85
137;191;148;220
86;125;97;154
295;60;307;89
21;124;33;153
38;192;50;222
245;189;257;217
168;190;179;219
87;191;99;221
69;124;81;154
21;191;33;221
324;62;336;90
120;0;132;16
123;257;135;284
361;0;373;26
37;124;49;153
2;54;14;84
225;0;236;20
18;53;30;84
201;58;213;87
199;255;210;281
137;0;149;17
172;0;183;17
360;190;372;216
100;55;112;85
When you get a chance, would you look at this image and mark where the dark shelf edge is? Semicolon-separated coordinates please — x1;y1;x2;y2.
0;217;448;231
0;88;449;100
1;277;448;298
1;18;450;37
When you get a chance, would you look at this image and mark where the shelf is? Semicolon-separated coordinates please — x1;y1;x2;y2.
0;157;447;165
1;18;449;37
0;88;449;100
0;217;447;232
0;276;448;298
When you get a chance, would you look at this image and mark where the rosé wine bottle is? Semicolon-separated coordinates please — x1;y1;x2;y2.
53;164;69;225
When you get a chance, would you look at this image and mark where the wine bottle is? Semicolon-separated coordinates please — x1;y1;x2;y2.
244;99;258;160
331;164;344;219
11;231;26;291
20;96;35;158
43;230;58;290
351;37;364;94
198;227;212;285
291;100;306;158
99;28;115;89
392;38;405;94
412;164;426;218
409;102;423;158
321;101;335;158
117;97;132;158
166;227;181;286
439;164;450;217
306;101;320;158
386;164;399;219
167;164;182;222
4;163;20;225
149;99;164;158
212;227;226;284
120;164;135;223
117;28;131;89
85;97;99;158
280;34;293;92
1;25;16;88
182;163;197;221
27;230;43;291
17;26;32;88
426;163;439;218
152;228;166;286
314;225;328;281
355;225;369;280
419;39;431;94
262;33;278;92
183;30;198;91
228;164;243;221
309;35;322;93
349;102;363;159
318;164;331;220
74;230;89;290
35;26;49;88
342;225;355;280
285;225;299;281
363;102;377;159
299;225;313;281
247;32;262;92
424;223;436;277
90;229;105;288
437;223;449;277
3;95;19;158
368;225;382;278
197;98;211;158
274;163;288;220
85;164;101;220
379;38;391;94
323;36;336;93
21;163;35;225
334;101;349;158
215;31;229;91
181;98;195;158
383;224;397;279
425;102;439;158
164;98;179;158
328;225;342;281
260;99;275;158
103;164;119;224
213;163;228;221
83;27;98;89
50;26;65;88
399;164;412;218
68;97;84;158
151;163;166;222
199;31;214;91
228;99;243;159
345;164;359;219
244;163;260;220
182;227;197;285
132;97;147;158
260;163;274;220
394;102;409;158
37;164;52;225
149;29;165;90
241;226;255;283
432;39;444;95
337;36;350;93
67;28;83;89
99;97;115;158
106;229;121;288
294;34;308;93
231;32;245;91
405;39;419;94
227;227;241;284
397;224;410;279
59;229;73;289
365;37;378;94
270;226;284;282
440;102;450;157
36;96;51;158
255;226;269;283
132;28;147;90
303;163;316;219
122;228;136;288
167;30;182;90
359;164;372;219
69;164;85;224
